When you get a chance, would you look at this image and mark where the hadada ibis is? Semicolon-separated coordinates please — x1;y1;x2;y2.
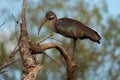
38;11;101;60
38;11;101;44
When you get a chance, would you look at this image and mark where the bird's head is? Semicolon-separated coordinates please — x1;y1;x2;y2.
46;11;56;20
38;11;56;35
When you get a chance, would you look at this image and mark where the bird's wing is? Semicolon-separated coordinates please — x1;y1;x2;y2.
55;18;101;43
55;18;83;38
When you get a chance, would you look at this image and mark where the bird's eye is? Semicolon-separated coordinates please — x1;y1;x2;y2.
47;14;54;20
46;11;55;20
50;14;54;18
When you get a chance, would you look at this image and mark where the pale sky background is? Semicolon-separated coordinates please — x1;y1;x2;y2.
106;0;120;16
0;0;120;36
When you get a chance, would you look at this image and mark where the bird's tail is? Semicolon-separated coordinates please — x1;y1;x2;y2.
83;27;101;44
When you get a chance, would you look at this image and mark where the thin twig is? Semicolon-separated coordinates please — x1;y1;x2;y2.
6;59;20;68
38;34;62;44
0;70;7;74
0;59;20;75
0;59;20;71
42;52;62;67
21;0;26;27
38;34;53;44
0;22;5;28
12;13;19;41
0;14;21;70
41;52;46;65
12;13;19;24
50;37;62;43
0;43;19;71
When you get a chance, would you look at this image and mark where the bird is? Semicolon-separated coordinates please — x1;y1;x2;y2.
38;11;101;60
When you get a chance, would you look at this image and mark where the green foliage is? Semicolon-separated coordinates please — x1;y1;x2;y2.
0;43;7;61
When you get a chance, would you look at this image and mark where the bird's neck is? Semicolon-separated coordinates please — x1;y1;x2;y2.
50;17;57;32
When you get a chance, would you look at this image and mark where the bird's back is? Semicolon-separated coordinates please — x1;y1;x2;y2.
55;18;101;43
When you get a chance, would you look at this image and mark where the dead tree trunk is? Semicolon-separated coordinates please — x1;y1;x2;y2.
19;0;42;80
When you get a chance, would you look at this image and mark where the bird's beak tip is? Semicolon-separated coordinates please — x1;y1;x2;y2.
38;31;40;35
38;17;47;35
97;40;100;44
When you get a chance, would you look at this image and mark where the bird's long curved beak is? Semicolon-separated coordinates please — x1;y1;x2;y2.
38;17;47;35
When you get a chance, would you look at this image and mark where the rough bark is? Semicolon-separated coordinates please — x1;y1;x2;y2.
19;0;42;80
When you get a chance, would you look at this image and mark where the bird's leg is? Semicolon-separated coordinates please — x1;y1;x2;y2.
65;41;71;52
72;38;76;61
65;38;76;61
41;52;46;65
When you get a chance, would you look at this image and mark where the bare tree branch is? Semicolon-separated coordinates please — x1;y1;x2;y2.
0;59;20;72
12;13;19;24
12;13;20;42
0;70;7;74
0;13;21;74
0;22;5;28
42;52;62;66
38;34;53;44
0;44;18;71
30;43;77;80
38;34;62;45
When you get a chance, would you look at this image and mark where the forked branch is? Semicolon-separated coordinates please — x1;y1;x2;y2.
30;43;77;80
